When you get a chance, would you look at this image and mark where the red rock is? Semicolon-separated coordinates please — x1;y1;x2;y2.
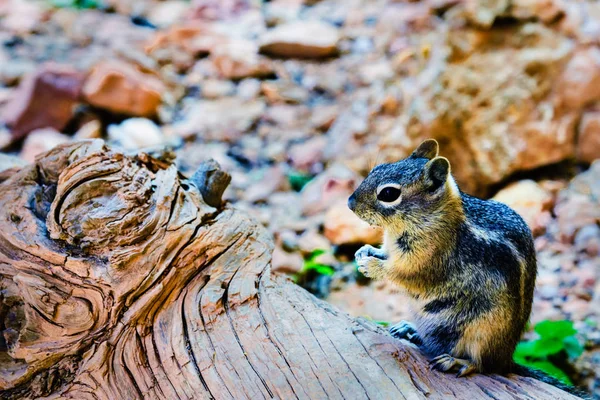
259;21;339;59
1;63;84;140
20;128;70;163
559;47;600;109
577;111;600;163
324;200;383;246
82;61;165;118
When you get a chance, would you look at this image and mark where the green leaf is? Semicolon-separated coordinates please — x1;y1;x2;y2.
301;249;335;276
532;337;565;357
514;341;538;360
288;171;313;192
534;320;576;340
306;249;326;261
375;321;390;327
563;336;584;359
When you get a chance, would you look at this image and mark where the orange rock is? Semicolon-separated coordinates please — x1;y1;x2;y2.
559;47;600;109
259;21;339;58
1;63;84;140
577;111;600;163
82;61;165;117
324;200;383;246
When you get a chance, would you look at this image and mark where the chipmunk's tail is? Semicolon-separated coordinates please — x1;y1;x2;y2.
511;363;590;399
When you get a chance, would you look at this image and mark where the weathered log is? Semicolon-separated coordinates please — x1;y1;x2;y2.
0;140;578;399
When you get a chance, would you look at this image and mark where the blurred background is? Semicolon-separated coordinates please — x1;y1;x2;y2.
0;0;599;396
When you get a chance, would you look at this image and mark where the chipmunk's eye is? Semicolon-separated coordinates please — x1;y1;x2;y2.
376;185;401;203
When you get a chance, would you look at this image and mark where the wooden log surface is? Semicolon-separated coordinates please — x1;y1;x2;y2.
0;140;578;399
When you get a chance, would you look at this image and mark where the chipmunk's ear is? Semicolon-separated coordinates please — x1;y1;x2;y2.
410;139;439;160
423;156;450;191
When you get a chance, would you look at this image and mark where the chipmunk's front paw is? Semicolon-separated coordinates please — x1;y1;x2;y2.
389;321;422;346
355;245;386;260
355;247;385;278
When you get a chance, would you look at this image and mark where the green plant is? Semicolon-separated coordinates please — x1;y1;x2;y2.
50;0;99;9
513;320;584;385
298;249;335;277
287;170;313;192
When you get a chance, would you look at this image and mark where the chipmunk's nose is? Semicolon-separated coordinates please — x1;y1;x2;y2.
348;193;357;211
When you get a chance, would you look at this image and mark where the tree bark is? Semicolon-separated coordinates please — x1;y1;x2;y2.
0;141;578;399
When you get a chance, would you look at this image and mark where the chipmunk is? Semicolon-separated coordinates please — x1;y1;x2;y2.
348;139;587;397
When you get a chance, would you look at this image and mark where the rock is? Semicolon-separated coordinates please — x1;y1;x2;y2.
201;79;236;99
147;1;190;28
145;24;227;58
297;230;332;254
261;81;309;104
0;152;28;182
577;111;600;164
211;39;273;80
259;20;339;59
300;164;359;216
107;118;167;151
559;1;600;44
82;61;165;118
74;120;102;140
243;165;287;203
0;0;47;34
493;180;553;236
559;47;600;109
237;78;262;100
1;63;84;140
562;296;592;321
574;225;600;257
190;0;250;21
396;23;576;195
511;0;564;23
171;98;265;140
20;128;70;163
555;161;600;242
288;136;327;171
271;246;304;274
324;200;382;246
310;105;338;131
